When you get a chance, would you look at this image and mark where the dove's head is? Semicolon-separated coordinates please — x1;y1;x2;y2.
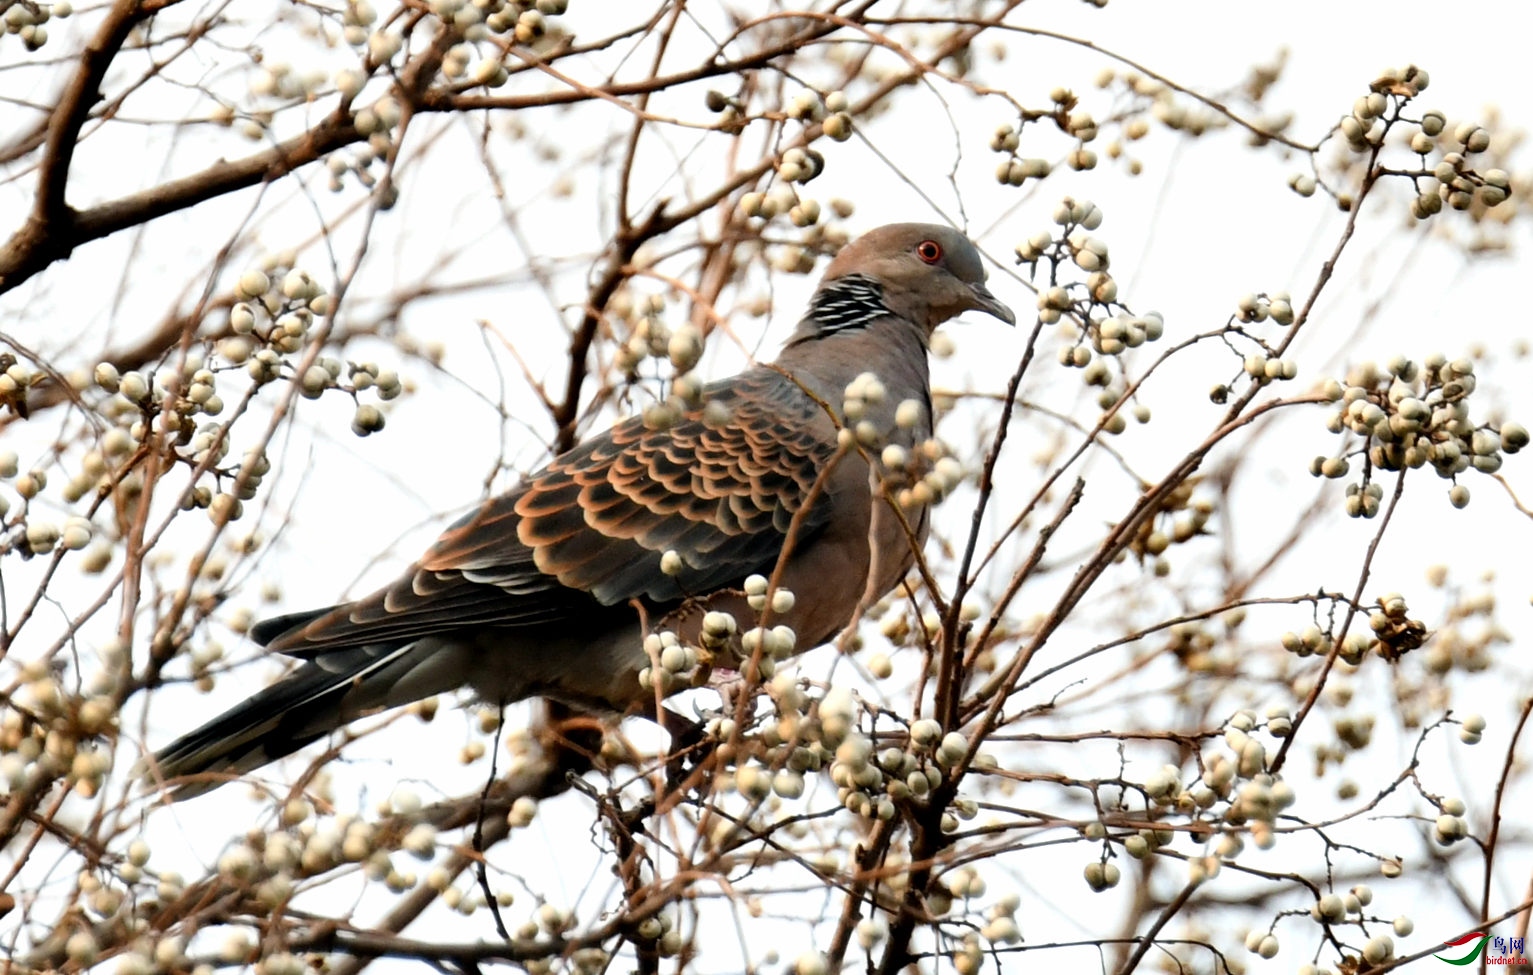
822;223;1015;332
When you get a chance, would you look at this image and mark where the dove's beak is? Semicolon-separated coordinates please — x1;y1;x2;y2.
968;281;1016;326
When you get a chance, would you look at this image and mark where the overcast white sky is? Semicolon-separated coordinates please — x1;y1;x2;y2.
4;0;1533;970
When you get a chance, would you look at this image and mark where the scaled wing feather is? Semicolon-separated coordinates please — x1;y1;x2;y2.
264;368;836;657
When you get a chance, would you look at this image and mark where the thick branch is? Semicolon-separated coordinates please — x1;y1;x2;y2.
0;112;360;295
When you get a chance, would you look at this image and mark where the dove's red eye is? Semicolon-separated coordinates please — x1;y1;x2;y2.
916;240;943;264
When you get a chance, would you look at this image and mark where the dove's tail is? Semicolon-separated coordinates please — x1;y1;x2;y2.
148;610;457;800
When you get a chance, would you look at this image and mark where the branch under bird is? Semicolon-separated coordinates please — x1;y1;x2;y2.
149;222;1014;799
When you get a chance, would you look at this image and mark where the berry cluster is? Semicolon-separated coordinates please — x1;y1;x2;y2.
1311;356;1527;516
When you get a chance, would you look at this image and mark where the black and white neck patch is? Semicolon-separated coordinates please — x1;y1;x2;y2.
805;273;892;334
